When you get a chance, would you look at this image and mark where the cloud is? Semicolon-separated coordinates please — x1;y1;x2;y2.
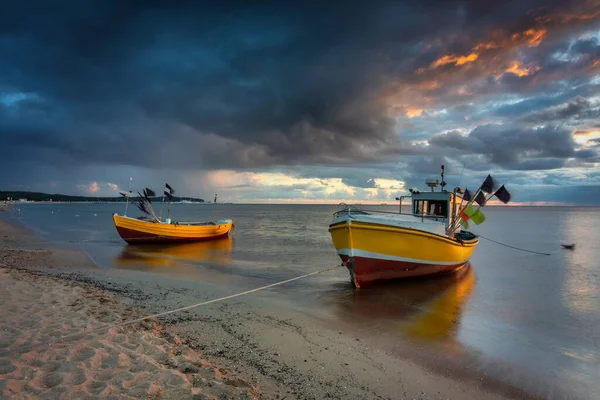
0;1;599;204
76;181;100;195
428;124;595;169
522;96;600;123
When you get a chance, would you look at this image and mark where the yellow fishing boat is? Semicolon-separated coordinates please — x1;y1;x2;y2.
113;214;233;244
329;165;486;288
113;183;233;244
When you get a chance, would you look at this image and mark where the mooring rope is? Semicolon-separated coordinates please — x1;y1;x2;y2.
0;264;341;356
479;235;551;256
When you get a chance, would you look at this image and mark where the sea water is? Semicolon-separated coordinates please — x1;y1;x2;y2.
5;203;600;398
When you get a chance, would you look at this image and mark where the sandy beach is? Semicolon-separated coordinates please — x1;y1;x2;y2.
0;226;257;399
0;213;536;400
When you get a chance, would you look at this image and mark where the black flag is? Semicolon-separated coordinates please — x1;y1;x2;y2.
463;189;473;202
494;185;511;204
144;188;156;198
481;174;495;193
164;183;175;199
474;191;486;206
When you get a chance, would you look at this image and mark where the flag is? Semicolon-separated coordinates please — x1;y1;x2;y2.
164;183;175;199
494;185;511;204
144;188;156;198
481;174;495;193
460;203;475;221
470;209;486;225
463;189;473;202
460;218;469;229
474;191;487;206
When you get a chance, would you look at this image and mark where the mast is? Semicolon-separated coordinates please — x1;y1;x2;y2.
164;183;175;223
124;177;132;216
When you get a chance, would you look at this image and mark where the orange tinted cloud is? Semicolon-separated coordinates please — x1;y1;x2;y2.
502;61;542;77
431;52;479;68
574;130;600;145
574;130;598;137
473;41;500;51
416;80;442;90
406;107;424;118
511;28;547;47
559;9;600;23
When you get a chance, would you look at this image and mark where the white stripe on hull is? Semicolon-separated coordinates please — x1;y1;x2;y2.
336;248;467;266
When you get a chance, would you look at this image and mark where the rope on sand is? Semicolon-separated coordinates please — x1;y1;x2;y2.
0;264;341;356
479;235;551;256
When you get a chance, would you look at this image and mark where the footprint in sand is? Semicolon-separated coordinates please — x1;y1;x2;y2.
99;354;119;370
96;370;115;382
41;371;63;388
88;380;107;393
71;347;95;362
41;361;61;373
0;360;16;374
70;368;86;386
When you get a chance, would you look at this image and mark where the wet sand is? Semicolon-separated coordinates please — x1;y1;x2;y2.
0;215;536;399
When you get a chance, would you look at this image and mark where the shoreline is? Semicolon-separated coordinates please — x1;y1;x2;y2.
0;215;539;399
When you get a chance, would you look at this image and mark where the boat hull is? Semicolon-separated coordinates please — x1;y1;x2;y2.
113;214;233;244
329;219;478;288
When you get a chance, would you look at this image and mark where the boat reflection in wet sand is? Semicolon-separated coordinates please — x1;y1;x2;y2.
114;238;233;279
401;264;475;341
325;263;475;342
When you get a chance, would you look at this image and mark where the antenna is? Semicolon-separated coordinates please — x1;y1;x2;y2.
440;164;447;192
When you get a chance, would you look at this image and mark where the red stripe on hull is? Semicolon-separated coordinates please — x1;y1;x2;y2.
339;255;467;288
115;226;230;244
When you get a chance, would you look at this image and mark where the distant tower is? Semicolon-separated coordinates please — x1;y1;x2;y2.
214;194;218;204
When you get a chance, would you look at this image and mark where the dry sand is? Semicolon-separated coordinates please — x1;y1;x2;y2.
0;214;536;400
0;268;257;400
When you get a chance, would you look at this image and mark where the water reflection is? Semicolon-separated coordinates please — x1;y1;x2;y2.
561;209;599;314
324;264;475;342
113;238;233;280
401;265;475;341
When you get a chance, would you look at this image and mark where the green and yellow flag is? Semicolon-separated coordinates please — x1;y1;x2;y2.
470;209;486;225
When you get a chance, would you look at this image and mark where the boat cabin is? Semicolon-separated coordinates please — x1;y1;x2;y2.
410;177;462;231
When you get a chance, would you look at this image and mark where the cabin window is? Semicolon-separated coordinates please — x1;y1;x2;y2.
413;200;427;215
413;200;448;218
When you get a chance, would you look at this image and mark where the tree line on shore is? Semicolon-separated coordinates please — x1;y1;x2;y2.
0;191;205;203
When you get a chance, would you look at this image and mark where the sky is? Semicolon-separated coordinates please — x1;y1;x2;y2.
1;1;599;204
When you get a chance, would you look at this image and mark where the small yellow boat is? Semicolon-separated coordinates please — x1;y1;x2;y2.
113;184;233;244
113;214;233;244
329;166;481;288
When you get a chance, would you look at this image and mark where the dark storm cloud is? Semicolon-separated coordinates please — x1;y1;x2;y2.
490;82;600;119
428;124;597;169
1;0;599;203
2;1;598;168
522;96;600;123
